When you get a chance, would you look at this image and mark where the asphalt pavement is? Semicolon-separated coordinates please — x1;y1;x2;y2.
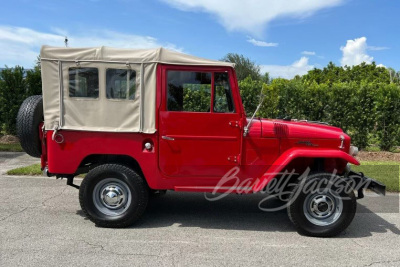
0;152;399;266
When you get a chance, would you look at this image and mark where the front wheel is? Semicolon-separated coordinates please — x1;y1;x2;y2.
79;164;149;228
288;172;357;237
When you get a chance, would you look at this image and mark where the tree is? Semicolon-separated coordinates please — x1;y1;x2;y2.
375;84;400;151
238;76;263;116
0;60;42;134
262;72;270;84
221;53;261;81
302;62;390;85
35;55;41;71
25;64;42;96
0;66;27;134
388;67;400;84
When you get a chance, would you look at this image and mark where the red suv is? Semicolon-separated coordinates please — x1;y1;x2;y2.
17;46;385;237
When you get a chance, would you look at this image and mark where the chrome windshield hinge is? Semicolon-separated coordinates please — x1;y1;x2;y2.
243;126;249;137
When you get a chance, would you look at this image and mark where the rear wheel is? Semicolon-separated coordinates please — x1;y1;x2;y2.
288;172;357;237
79;164;149;228
16;95;43;158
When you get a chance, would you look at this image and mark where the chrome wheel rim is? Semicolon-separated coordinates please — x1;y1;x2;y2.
93;178;132;216
303;190;343;226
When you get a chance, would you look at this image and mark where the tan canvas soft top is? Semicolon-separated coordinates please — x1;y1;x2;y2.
40;46;234;133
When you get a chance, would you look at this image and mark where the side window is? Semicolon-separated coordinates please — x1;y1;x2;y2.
214;72;235;113
167;71;211;112
106;69;136;100
69;68;99;98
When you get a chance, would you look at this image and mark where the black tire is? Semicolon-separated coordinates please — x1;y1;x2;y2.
288;172;357;237
16;95;43;158
79;164;149;228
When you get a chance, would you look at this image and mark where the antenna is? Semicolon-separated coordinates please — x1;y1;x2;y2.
64;36;68;47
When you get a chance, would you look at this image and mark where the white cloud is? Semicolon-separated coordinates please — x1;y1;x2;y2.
247;37;278;47
301;51;316;56
367;46;389;51
0;25;181;68
340;37;373;66
260;57;313;79
162;0;343;35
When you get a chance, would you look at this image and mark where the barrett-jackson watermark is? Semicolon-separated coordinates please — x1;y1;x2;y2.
204;166;392;212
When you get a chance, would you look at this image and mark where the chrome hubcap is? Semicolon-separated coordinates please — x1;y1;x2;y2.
93;178;132;216
101;185;125;209
310;195;334;218
303;191;343;226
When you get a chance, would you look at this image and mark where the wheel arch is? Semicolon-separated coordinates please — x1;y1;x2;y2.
77;154;147;185
252;148;359;192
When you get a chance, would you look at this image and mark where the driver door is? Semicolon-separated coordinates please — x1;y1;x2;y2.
158;66;242;178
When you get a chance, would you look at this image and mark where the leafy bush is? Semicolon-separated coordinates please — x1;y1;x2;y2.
238;76;263;116
182;85;211;112
1;57;399;151
0;66;42;134
0;67;27;134
375;84;400;150
254;80;400;150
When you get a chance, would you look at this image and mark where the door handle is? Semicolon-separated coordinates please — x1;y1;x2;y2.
162;136;175;141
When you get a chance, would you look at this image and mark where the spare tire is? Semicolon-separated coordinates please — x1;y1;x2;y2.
16;95;44;158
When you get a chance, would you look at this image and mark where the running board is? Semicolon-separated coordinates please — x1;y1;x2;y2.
174;186;252;193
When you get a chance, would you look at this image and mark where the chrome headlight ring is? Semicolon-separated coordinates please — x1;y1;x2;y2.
349;145;359;157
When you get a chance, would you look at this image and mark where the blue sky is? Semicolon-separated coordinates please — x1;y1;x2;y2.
0;0;398;78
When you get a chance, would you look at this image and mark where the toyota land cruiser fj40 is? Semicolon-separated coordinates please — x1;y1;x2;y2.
16;46;386;237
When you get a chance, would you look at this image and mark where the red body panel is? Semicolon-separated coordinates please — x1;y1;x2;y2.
42;64;359;193
46;131;160;188
252;148;359;192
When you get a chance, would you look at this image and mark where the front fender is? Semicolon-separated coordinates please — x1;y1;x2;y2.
252;148;360;192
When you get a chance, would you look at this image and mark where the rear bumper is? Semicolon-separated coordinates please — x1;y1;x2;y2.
347;170;386;198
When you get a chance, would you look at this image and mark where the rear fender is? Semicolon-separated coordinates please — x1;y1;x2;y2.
252;148;360;192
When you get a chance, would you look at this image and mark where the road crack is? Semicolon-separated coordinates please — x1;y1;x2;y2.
364;259;400;266
0;187;68;222
0;207;29;222
41;187;68;207
80;239;160;257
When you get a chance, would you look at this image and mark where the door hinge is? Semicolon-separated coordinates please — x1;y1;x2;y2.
229;121;241;128
227;154;240;164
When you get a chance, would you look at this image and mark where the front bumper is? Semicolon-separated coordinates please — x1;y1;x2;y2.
347;170;386;199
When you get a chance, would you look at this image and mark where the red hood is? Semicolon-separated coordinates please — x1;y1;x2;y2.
248;118;346;139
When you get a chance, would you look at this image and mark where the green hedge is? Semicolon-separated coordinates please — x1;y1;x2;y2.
239;77;400;151
0;66;42;135
1;64;399;151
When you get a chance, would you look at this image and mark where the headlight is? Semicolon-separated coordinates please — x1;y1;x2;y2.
349;145;359;156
